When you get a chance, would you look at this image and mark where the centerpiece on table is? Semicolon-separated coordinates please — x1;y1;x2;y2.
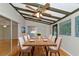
37;33;41;36
37;33;41;39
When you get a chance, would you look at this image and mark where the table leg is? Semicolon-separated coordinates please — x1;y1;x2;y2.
31;46;35;56
44;46;48;56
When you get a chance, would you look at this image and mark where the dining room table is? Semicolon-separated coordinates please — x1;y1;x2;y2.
23;38;55;56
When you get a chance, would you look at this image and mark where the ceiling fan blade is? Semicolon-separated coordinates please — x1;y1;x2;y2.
44;3;50;9
40;3;50;13
25;5;36;11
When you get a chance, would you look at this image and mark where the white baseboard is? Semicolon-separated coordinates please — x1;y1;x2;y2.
61;47;72;56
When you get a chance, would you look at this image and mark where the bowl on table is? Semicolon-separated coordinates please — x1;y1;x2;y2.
43;39;48;42
29;39;35;42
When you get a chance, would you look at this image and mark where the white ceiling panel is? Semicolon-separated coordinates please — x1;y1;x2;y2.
50;3;79;12
18;10;33;15
39;3;79;12
12;3;37;11
42;16;58;21
45;10;65;18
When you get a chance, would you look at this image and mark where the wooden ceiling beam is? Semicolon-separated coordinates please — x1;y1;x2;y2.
21;13;55;22
24;17;52;25
42;13;61;19
23;16;54;23
15;6;36;13
23;3;70;15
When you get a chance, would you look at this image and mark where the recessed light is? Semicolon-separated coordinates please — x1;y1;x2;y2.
3;25;7;28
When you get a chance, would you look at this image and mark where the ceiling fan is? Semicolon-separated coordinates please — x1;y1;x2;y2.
25;3;50;18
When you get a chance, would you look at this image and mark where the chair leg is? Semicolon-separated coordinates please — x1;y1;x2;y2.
47;51;49;56
30;50;32;56
19;51;21;56
58;51;60;56
55;52;57;56
21;52;24;56
30;51;32;56
28;52;30;56
20;51;23;56
50;52;52;56
19;51;23;56
29;52;32;56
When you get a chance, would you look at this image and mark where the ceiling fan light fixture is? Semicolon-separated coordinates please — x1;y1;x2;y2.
36;12;40;18
34;12;43;18
40;13;43;17
25;3;49;18
3;25;7;28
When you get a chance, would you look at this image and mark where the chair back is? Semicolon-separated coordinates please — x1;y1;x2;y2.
52;36;56;42
27;35;31;39
48;35;52;40
24;35;28;41
18;36;25;48
55;37;62;50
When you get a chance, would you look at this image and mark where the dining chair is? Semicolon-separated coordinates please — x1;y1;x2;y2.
48;37;62;56
43;35;52;56
27;35;31;39
52;36;56;42
18;36;32;56
48;35;53;40
22;33;31;39
23;35;35;55
23;35;28;41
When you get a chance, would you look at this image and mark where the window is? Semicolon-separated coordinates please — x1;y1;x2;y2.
75;16;79;37
59;19;71;35
27;26;37;38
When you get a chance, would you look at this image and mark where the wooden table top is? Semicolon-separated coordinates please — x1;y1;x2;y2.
23;39;54;46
